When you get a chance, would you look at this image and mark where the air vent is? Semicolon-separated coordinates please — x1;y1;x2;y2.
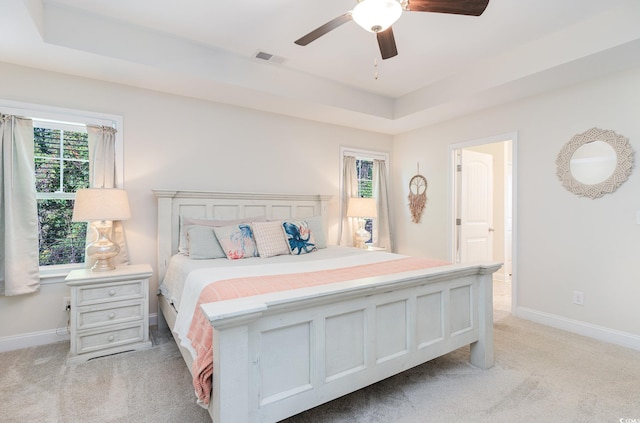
255;51;273;61
254;51;286;64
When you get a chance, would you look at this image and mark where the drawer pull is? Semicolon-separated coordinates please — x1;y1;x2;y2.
107;335;115;342
108;312;116;319
108;289;116;296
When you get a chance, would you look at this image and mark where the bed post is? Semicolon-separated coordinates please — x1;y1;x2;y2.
153;189;178;331
469;267;496;369
153;189;177;282
210;323;252;422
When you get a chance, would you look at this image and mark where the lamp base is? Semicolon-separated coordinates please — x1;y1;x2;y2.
90;258;116;272
86;222;120;272
353;219;369;249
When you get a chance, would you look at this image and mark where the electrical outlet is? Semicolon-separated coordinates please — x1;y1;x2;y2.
63;297;71;311
572;291;584;306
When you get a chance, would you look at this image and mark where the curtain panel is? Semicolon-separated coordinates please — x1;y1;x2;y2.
85;125;129;268
0;114;40;296
373;159;393;251
338;155;358;247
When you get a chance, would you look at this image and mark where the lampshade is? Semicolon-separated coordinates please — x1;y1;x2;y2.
72;188;131;222
352;0;403;33
347;197;377;218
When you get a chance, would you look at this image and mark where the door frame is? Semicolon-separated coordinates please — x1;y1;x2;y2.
448;132;518;313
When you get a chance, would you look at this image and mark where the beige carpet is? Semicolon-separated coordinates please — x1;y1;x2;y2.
1;282;639;422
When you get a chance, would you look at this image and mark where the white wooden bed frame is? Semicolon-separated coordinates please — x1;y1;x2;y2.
154;189;501;423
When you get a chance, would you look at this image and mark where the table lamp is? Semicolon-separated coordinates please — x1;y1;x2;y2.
72;188;131;271
347;197;377;248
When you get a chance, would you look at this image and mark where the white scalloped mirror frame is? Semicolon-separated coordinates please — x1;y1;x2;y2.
556;128;634;199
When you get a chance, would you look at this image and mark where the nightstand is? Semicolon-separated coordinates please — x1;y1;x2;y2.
65;264;153;364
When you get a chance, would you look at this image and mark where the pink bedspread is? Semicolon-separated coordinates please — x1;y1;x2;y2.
187;256;449;404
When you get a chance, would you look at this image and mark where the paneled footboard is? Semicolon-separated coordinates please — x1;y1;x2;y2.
201;262;500;423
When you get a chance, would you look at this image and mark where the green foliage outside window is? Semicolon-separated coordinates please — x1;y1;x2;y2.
356;159;374;244
34;126;90;266
356;159;373;198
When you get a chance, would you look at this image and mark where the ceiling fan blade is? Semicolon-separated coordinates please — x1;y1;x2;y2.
406;0;490;16
294;13;353;46
377;27;398;60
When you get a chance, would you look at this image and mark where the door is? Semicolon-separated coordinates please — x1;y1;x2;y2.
459;149;493;262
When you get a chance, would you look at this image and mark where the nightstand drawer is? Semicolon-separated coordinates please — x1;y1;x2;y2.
77;301;144;330
76;280;145;306
75;323;146;354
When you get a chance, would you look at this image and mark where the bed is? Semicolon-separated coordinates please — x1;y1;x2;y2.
153;189;501;423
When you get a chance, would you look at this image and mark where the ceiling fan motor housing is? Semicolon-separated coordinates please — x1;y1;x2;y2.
352;0;403;33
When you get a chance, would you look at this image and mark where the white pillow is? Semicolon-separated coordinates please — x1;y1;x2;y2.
304;216;327;249
186;226;226;259
252;221;290;258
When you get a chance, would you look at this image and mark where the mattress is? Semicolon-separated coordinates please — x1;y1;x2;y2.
160;246;413;358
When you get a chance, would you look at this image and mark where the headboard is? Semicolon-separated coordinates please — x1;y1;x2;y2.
152;189;332;280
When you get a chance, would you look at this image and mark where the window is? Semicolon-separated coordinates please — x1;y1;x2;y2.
1;99;123;279
355;158;374;244
34;120;90;266
341;147;389;247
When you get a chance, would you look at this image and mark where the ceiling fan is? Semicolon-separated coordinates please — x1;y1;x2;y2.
294;0;490;60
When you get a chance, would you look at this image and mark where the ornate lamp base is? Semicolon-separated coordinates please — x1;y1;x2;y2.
86;222;120;272
353;219;369;249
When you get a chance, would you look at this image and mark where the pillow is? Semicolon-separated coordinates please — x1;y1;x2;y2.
213;224;259;260
252;221;290;258
186;226;226;259
283;220;317;255
178;216;266;255
304;216;327;249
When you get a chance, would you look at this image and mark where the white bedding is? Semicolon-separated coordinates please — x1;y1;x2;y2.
160;246;409;359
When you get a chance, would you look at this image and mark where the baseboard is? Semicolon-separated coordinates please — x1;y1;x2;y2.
0;328;70;353
516;306;640;351
0;312;159;353
149;312;158;327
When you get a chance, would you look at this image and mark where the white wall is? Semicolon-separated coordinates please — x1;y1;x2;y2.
392;67;640;349
0;61;393;348
3;60;640;352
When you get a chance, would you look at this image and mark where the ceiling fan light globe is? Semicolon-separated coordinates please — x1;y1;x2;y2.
352;0;403;33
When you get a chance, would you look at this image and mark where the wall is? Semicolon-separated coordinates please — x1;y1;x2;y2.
0;61;393;349
392;66;640;349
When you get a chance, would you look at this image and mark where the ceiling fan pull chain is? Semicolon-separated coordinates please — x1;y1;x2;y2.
374;57;379;80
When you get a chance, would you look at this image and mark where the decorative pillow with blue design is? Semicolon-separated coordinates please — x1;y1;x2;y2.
213;223;259;260
282;220;317;255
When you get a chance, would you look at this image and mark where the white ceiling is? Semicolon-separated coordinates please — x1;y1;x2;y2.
1;0;640;134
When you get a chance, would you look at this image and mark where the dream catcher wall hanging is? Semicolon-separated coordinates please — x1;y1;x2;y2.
408;164;427;223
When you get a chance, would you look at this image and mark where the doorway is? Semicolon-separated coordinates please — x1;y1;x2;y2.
450;134;516;318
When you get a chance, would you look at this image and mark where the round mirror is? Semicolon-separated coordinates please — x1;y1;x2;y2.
556;128;634;199
569;140;617;185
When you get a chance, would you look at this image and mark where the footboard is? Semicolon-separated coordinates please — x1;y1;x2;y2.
201;262;500;423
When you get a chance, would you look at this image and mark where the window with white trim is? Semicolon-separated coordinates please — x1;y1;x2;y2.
1;100;123;275
341;147;389;246
34;120;90;266
355;158;374;243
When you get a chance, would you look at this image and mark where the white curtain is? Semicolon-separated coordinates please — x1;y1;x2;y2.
0;114;40;295
373;159;393;251
85;125;129;268
338;155;358;246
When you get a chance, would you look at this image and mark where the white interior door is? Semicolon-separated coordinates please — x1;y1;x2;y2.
460;150;494;262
